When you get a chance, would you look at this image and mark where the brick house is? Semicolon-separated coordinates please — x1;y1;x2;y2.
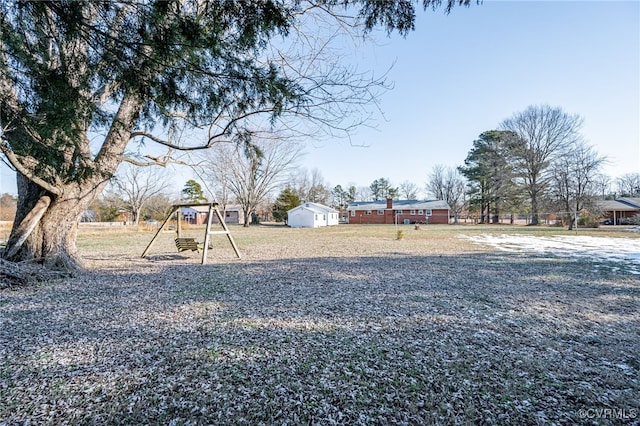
347;198;450;225
597;198;640;224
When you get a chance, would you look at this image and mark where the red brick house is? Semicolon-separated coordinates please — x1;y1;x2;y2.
347;198;450;225
597;198;640;224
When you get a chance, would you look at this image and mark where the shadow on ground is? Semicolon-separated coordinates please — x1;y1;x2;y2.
1;253;638;424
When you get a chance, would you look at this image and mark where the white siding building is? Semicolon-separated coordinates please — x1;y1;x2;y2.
287;203;339;228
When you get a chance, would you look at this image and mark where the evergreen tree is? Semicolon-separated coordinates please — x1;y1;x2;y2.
369;178;398;201
272;187;301;223
459;131;521;223
181;180;208;203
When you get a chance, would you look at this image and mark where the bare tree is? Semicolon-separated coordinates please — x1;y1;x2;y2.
427;165;447;203
501;105;583;225
426;164;466;224
109;164;172;226
200;139;302;226
288;168;331;204
399;181;420;199
550;142;606;229
593;174;612;200
615;173;640;197
144;193;177;222
356;186;371;202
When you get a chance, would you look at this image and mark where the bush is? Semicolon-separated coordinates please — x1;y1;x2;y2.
577;215;600;228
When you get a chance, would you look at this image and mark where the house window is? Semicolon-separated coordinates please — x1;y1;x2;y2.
377;210;384;215
426;209;432;216
365;210;372;215
418;210;423;215
410;209;416;215
350;210;355;217
396;210;403;214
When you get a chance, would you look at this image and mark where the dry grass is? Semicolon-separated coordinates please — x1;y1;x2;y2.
1;224;639;425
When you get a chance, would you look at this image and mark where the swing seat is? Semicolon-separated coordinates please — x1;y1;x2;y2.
175;238;201;252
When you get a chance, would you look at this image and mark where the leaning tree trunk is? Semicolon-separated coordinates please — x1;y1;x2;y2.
4;173;104;271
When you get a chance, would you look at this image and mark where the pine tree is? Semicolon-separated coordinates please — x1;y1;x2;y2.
272;188;301;223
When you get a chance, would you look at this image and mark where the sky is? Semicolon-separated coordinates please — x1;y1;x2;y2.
296;0;640;195
1;1;639;197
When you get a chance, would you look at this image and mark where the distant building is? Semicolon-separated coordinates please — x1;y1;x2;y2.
597;198;640;225
287;202;340;228
347;198;450;225
181;205;244;225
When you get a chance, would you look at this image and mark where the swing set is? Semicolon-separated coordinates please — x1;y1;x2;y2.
141;202;241;264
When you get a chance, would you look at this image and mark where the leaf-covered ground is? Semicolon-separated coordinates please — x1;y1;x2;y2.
1;225;639;425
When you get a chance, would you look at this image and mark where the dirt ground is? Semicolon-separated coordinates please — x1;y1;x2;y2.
1;224;639;424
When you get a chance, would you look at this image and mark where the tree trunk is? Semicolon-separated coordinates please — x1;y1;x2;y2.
243;209;251;227
5;195;51;259
131;208;140;226
530;194;540;225
4;173;103;270
492;201;500;224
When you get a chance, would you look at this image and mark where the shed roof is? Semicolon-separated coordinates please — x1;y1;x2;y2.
288;202;338;214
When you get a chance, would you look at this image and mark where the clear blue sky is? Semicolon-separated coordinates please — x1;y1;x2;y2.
1;1;638;197
298;0;640;195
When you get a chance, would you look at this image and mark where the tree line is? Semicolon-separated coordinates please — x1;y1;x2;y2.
84;103;635;230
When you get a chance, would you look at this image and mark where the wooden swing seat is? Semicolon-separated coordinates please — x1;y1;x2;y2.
175;238;201;252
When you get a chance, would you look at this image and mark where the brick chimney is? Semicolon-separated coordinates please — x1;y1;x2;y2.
386;197;393;209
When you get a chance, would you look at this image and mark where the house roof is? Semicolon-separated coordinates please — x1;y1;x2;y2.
288;202;338;215
618;198;640;208
597;198;640;212
303;202;338;213
347;199;450;211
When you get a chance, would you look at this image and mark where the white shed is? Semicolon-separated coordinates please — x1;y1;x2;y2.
287;203;339;228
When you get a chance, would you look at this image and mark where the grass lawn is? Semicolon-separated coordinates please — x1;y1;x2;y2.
1;224;639;424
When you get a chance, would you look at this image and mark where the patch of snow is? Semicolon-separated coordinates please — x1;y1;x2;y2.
461;234;640;275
